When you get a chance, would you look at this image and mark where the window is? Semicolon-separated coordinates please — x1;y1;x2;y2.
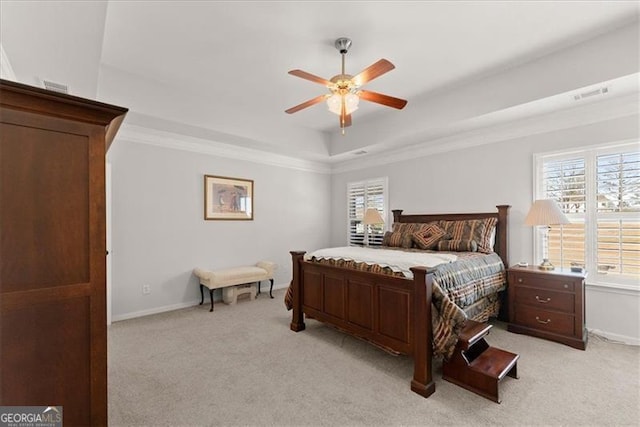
535;142;640;288
347;177;388;246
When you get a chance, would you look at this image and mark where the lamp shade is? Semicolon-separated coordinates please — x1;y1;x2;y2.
363;208;384;225
524;199;570;226
327;93;359;115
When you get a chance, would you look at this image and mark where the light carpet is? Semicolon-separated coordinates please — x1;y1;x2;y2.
108;289;640;426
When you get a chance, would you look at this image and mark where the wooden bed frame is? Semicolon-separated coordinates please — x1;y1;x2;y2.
289;205;510;398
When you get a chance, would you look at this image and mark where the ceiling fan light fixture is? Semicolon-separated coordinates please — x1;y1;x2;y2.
286;37;407;133
327;92;359;115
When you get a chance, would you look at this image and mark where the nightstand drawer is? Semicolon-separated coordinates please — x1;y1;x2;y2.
514;305;574;336
514;287;574;313
510;273;576;292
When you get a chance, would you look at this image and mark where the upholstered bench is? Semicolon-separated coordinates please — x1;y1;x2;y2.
193;261;276;312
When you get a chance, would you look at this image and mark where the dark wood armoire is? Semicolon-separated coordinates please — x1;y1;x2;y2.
0;79;127;426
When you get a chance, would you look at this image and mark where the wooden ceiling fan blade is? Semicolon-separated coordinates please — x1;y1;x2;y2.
358;90;407;110
285;94;327;114
339;113;352;128
352;59;395;86
288;69;333;86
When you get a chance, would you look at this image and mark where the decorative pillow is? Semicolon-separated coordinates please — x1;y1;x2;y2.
438;217;497;253
392;222;430;235
382;231;413;248
437;239;478;252
412;223;448;250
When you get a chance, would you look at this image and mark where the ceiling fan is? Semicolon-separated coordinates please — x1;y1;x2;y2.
285;37;408;134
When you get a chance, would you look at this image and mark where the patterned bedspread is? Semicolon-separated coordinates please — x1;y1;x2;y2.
428;251;505;357
284;248;506;359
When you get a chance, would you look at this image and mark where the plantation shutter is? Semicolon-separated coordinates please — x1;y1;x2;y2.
537;142;640;286
348;178;387;246
595;151;640;276
543;157;586;268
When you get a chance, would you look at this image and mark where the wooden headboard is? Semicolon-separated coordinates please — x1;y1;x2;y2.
391;205;510;268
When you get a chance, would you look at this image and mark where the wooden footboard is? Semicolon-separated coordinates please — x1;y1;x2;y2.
290;251;436;398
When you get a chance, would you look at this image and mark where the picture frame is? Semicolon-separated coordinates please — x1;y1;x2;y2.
204;175;253;220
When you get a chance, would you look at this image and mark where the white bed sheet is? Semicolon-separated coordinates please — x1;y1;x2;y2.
304;246;457;278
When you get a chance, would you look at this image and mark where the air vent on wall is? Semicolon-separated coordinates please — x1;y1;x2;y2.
573;86;608;101
42;79;68;94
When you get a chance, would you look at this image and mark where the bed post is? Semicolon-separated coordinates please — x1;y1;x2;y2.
289;251;306;332
410;266;435;398
495;205;510;268
392;209;403;223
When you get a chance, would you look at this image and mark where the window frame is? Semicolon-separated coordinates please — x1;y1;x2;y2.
533;140;639;290
347;177;389;247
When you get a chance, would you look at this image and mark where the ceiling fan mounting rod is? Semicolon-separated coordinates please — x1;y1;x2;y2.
335;37;351;75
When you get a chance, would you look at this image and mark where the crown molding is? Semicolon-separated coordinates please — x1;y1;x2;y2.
116;124;332;174
331;91;639;174
0;44;16;81
114;75;637;177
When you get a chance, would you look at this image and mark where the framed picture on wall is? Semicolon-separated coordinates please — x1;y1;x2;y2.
204;175;253;220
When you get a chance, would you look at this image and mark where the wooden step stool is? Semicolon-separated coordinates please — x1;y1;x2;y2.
443;320;519;403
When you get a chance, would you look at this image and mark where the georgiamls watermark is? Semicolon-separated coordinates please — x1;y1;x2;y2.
0;406;62;427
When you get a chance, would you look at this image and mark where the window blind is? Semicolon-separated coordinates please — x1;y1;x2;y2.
537;142;640;286
543;157;586;214
595;151;640;276
543;157;586;268
347;178;387;246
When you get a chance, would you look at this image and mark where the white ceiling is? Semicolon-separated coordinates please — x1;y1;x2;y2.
1;1;638;162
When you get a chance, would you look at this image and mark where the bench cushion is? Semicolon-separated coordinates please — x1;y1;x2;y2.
194;261;275;290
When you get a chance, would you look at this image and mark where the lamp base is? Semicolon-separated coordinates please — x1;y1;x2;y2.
538;258;555;271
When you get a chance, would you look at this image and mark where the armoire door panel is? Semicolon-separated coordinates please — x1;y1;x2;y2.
0;122;90;291
1;296;92;425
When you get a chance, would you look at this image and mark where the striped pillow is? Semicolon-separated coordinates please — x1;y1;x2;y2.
438;218;497;253
392;222;430;235
412;223;448;250
437;239;478;252
382;231;413;248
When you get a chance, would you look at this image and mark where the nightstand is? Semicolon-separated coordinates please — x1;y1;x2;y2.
507;266;587;350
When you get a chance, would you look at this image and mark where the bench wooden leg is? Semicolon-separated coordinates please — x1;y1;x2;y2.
209;288;214;312
257;279;275;299
199;284;204;305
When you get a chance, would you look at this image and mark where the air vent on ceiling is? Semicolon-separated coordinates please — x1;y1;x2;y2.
42;79;69;94
573;86;608;101
353;150;368;155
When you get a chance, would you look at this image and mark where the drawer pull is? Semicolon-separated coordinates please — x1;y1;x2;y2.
517;278;523;283
535;316;551;324
563;284;569;289
535;296;551;304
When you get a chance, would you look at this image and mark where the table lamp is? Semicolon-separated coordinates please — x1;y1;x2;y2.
524;199;570;270
363;208;384;247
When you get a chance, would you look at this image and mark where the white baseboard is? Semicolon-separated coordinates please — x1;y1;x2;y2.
111;282;289;323
588;328;640;346
111;300;201;323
